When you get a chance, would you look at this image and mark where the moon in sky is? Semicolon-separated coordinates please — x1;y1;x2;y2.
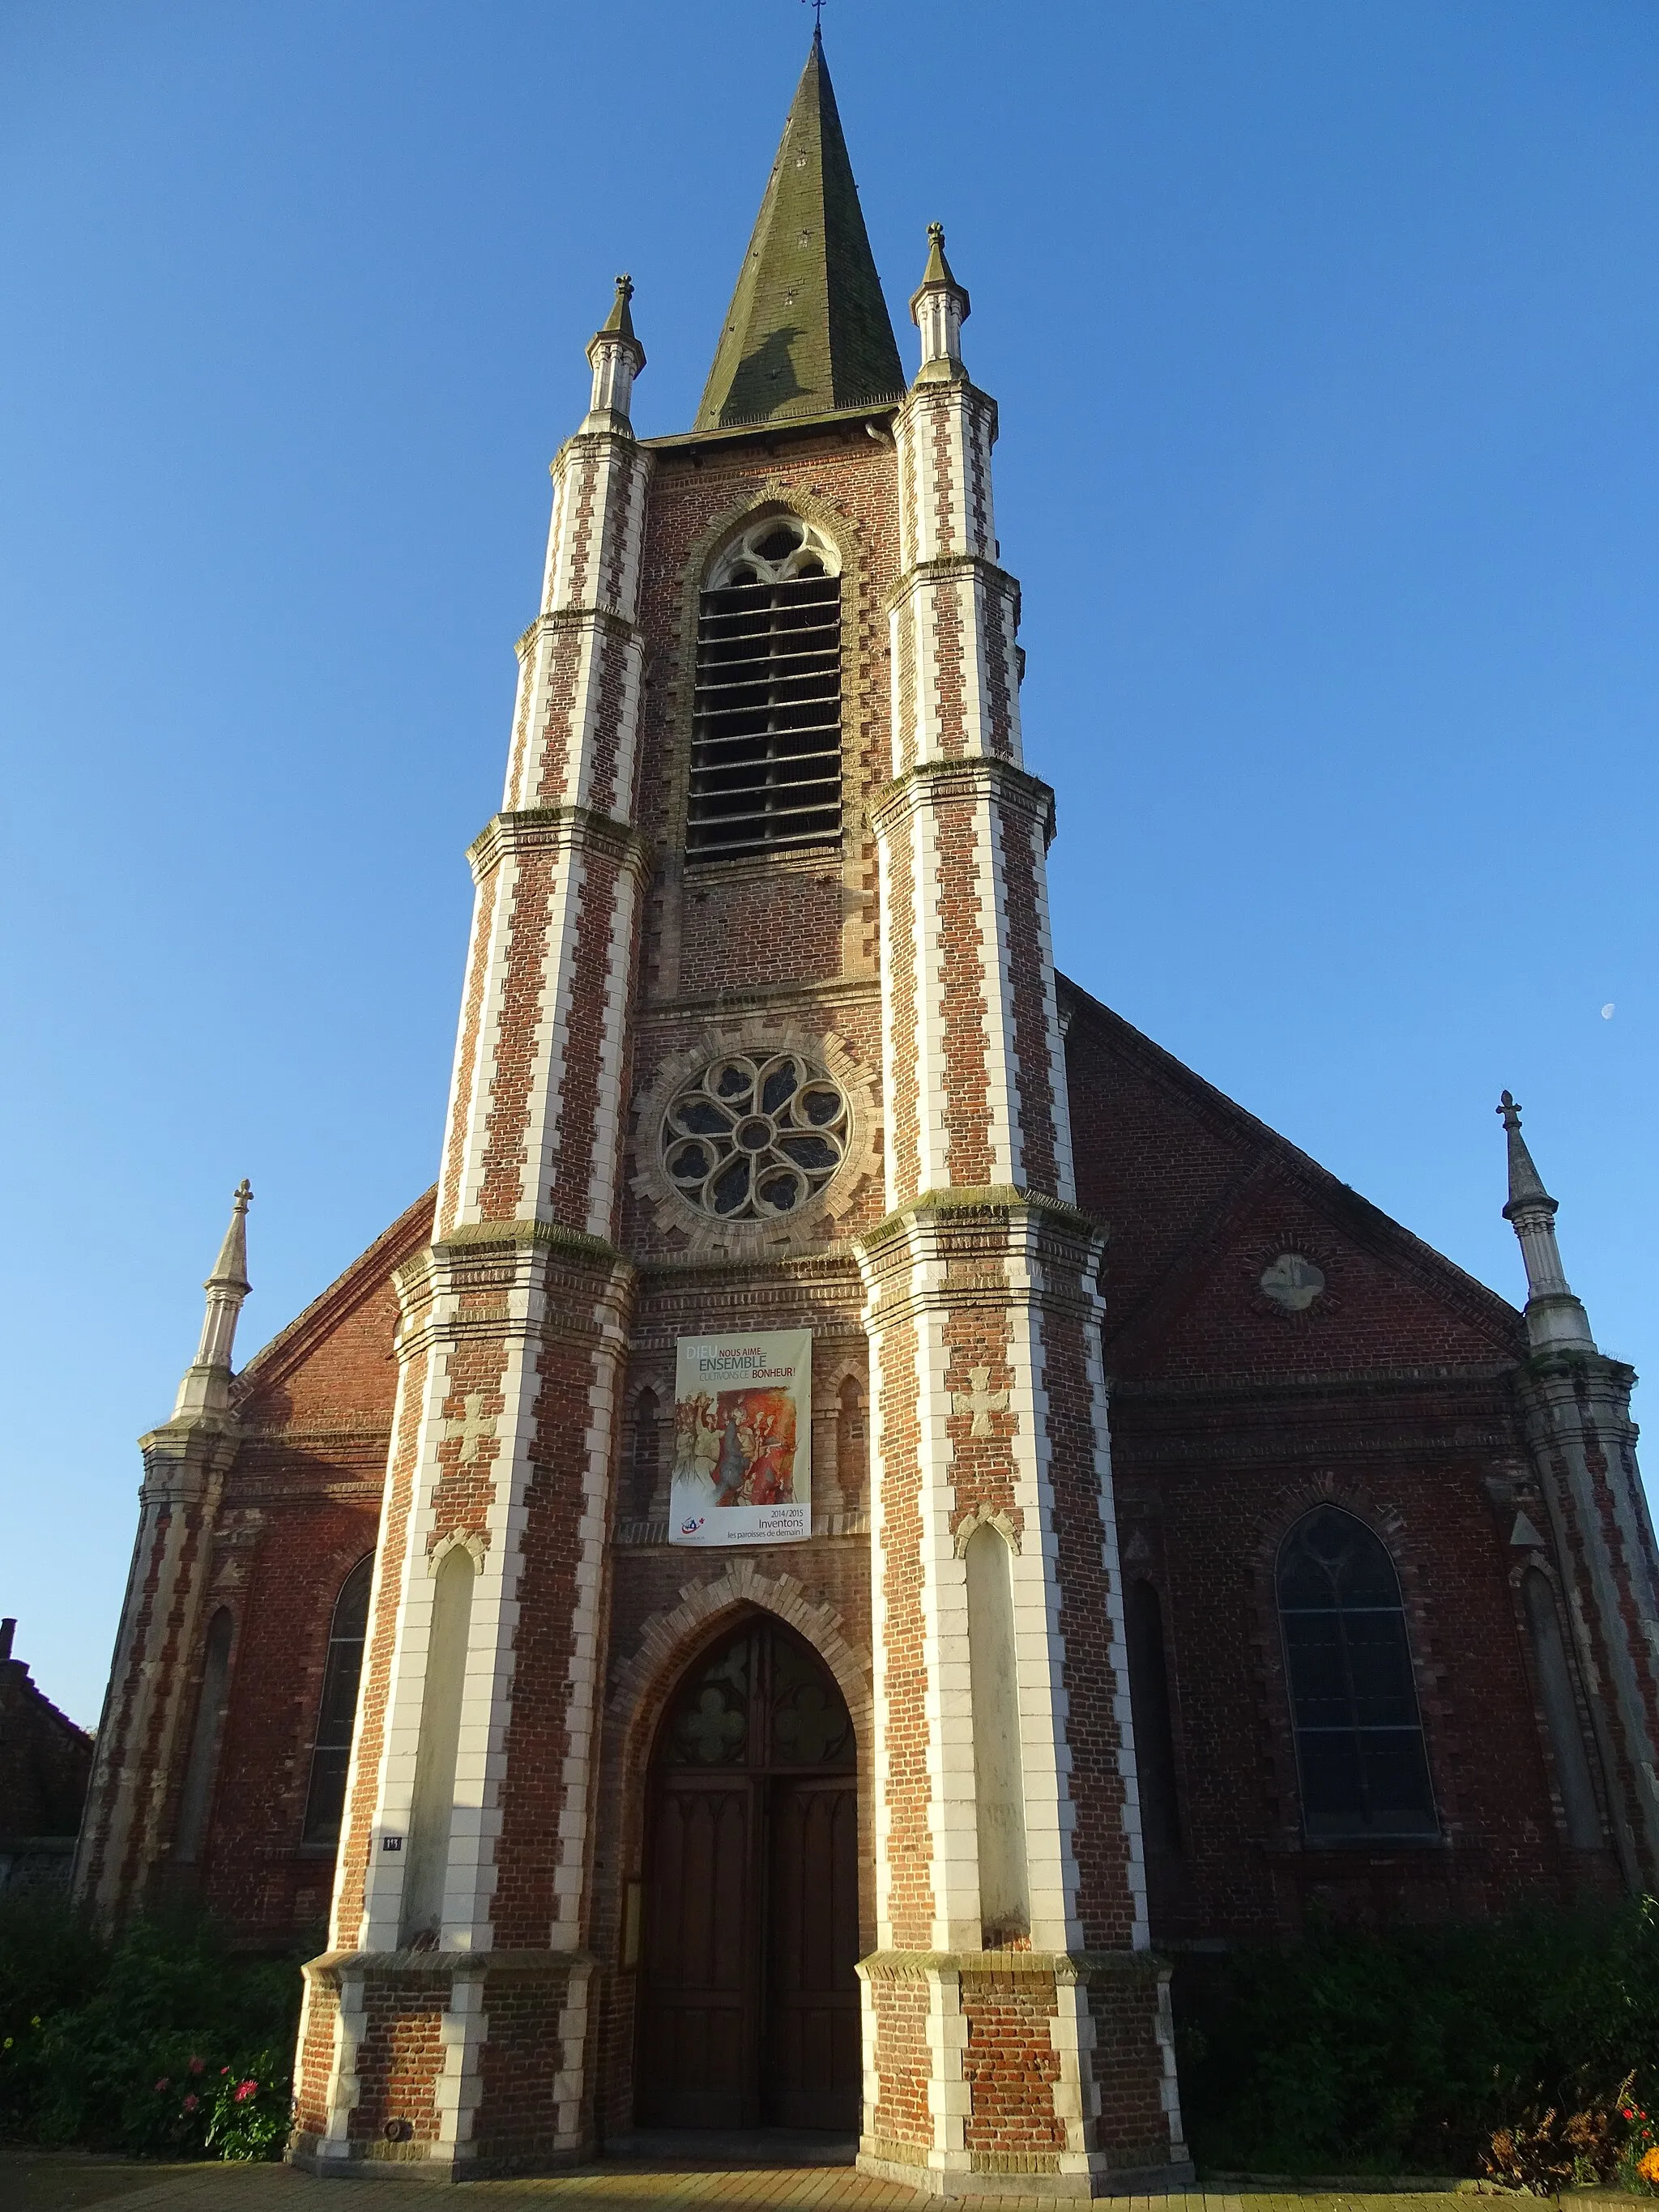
1601;1003;1615;1019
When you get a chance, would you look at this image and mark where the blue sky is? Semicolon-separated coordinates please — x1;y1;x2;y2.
4;1;1657;1726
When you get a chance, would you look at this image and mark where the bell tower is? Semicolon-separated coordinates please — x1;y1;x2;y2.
289;34;1188;2189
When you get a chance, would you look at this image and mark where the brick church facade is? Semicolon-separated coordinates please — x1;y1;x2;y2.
76;36;1659;2195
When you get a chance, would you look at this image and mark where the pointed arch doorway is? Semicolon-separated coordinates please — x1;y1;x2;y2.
636;1613;860;2129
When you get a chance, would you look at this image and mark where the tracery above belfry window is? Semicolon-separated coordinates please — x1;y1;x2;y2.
662;1050;848;1220
689;516;842;862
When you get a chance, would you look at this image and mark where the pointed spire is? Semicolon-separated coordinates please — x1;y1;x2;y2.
172;1180;254;1421
910;220;971;383
1497;1094;1596;1353
696;36;902;429
1499;1089;1555;1218
599;271;640;347
583;273;646;434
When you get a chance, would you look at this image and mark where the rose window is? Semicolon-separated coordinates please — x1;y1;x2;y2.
662;1052;848;1220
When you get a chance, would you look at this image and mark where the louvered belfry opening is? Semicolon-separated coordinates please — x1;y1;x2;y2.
689;518;842;862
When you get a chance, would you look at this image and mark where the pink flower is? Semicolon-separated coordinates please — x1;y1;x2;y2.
235;2080;258;2103
155;2078;169;2094
182;2094;198;2112
219;2066;229;2077
188;2056;204;2075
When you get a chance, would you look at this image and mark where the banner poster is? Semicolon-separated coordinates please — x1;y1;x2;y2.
669;1330;812;1548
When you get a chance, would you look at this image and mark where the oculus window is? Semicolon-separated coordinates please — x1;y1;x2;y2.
662;1050;847;1221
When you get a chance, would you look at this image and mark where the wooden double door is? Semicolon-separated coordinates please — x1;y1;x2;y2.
637;1617;860;2130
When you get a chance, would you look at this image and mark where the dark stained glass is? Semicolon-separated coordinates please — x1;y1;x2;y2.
1277;1507;1437;1839
301;1556;374;1849
658;1618;852;1773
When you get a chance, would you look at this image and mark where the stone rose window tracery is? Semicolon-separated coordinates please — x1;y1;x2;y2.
662;1051;848;1220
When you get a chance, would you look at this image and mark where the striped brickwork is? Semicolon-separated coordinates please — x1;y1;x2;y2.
292;403;654;2179
856;309;1188;2194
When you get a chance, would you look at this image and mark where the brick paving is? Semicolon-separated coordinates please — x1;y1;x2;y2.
12;2147;1619;2212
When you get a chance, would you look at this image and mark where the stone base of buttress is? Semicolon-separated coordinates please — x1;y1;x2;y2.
856;2151;1197;2200
855;1950;1193;2201
288;1947;595;2181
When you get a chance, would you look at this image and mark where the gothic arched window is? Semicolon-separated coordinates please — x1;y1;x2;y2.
835;1374;866;1513
631;1388;661;1519
174;1607;233;1865
1277;1506;1436;1839
1125;1579;1182;1856
689;516;842;861
301;1555;373;1848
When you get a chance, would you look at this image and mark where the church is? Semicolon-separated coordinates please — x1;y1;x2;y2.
74;35;1659;2195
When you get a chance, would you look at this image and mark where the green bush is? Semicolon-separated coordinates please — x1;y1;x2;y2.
0;1894;303;2159
1175;1894;1659;2179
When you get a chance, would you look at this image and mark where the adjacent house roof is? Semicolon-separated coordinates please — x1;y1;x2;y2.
695;30;904;430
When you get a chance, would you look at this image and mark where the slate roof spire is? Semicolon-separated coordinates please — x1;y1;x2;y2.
696;31;903;430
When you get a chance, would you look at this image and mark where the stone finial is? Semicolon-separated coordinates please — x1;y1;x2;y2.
172;1180;254;1421
584;274;646;433
910;220;971;383
208;1178;254;1294
921;222;956;291
600;272;638;343
1496;1093;1595;1354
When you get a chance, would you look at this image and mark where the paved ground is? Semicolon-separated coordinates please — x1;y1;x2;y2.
1;2151;1651;2212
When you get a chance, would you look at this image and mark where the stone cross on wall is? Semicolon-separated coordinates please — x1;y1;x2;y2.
954;1366;1010;1440
441;1392;497;1470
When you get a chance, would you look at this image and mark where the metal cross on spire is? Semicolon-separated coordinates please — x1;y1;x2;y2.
802;0;826;31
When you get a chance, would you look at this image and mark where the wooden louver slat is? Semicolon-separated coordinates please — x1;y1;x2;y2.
688;573;842;860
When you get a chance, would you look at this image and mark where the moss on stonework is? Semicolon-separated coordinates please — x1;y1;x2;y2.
857;1186;1103;1255
432;1219;627;1269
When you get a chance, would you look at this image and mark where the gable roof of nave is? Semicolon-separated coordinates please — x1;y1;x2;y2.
230;1187;435;1432
1059;974;1526;1385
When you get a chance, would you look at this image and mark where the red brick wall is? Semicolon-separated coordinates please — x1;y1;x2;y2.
0;1652;92;1837
1087;1972;1175;2171
292;1975;339;2140
151;1196;432;1940
875;1315;932;1955
866;1973;932;2154
350;1974;448;2145
196;1493;382;1932
960;1971;1065;2157
1064;984;1622;1936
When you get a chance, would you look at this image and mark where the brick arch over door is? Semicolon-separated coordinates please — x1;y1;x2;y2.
591;1562;873;2137
608;1562;872;1754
